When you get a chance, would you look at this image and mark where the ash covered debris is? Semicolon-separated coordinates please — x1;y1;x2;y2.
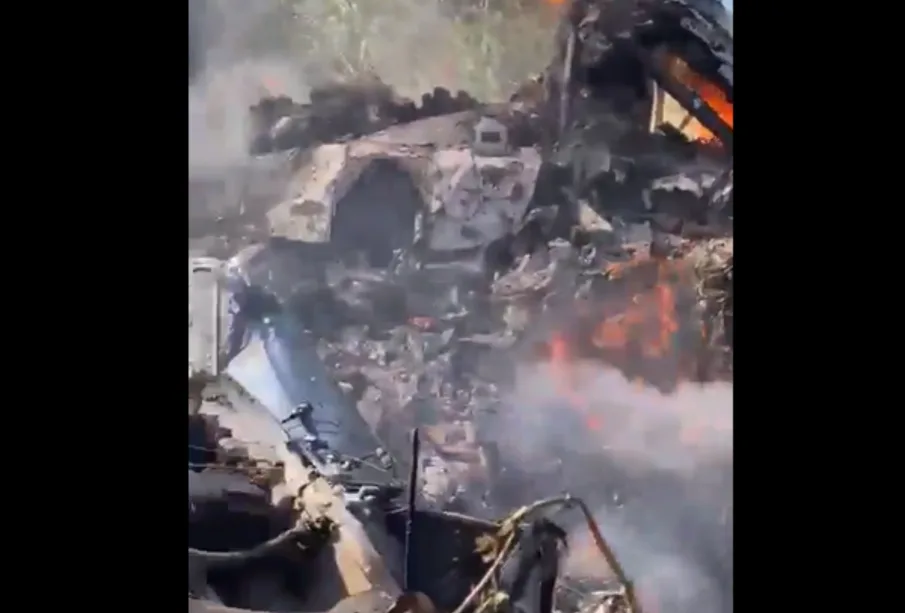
249;80;481;155
190;1;732;612
219;118;732;608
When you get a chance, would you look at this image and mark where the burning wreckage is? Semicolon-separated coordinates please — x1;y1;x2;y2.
188;2;732;613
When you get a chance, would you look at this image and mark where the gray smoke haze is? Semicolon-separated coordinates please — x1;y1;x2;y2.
500;362;732;475
189;0;309;175
489;362;733;613
188;0;554;179
189;59;307;172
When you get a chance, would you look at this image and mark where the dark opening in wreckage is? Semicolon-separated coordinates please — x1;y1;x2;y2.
188;2;732;613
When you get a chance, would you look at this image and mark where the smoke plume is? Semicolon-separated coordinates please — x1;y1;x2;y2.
488;362;733;613
500;362;732;475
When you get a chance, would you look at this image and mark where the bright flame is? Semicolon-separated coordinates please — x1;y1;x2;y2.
548;335;603;431
665;55;733;144
544;257;695;430
535;252;737;481
592;258;683;362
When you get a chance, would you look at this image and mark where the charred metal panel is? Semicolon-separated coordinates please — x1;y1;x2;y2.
426;145;541;252
266;116;541;255
267;144;359;243
225;309;400;486
267;142;431;244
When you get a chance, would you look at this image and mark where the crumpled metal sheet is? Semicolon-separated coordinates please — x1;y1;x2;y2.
225;312;397;485
217;98;733;515
268;138;435;244
267;144;357;243
266;117;540;254
426;147;542;251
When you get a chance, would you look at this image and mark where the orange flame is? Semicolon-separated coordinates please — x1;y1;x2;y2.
540;254;736;453
544;257;693;428
665;55;733;144
592;258;682;362
548;335;603;431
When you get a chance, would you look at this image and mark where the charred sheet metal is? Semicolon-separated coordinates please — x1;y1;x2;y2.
266;141;432;244
189;258;400;490
266;109;484;245
561;0;733;149
639;1;733;147
225;303;403;490
267;115;541;254
643;46;732;148
427;118;542;252
266;144;357;244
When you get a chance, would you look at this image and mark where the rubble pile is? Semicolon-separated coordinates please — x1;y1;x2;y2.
228;186;733;613
240;199;732;510
191;5;732;612
191;2;733;612
190;82;485;258
220;68;734;515
207;56;732;613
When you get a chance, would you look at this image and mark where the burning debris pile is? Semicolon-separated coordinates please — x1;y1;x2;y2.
227;192;733;613
191;1;733;612
242;213;733;503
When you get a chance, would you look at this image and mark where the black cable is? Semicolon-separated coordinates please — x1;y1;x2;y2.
188;523;312;568
403;428;421;591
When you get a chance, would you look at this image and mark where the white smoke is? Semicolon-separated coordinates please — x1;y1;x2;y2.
189;0;310;175
187;0;555;180
489;362;733;613
189;58;308;173
500;362;732;475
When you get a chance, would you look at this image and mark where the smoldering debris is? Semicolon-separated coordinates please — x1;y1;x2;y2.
190;18;733;613
300;241;732;516
190;1;734;611
190;79;481;259
201;136;733;613
215;104;733;604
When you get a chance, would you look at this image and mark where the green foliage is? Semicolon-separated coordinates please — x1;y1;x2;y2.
240;0;557;101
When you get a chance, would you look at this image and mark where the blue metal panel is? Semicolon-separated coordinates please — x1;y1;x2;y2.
224;285;399;489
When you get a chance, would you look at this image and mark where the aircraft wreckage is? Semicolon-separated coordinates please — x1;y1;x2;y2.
189;1;732;613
